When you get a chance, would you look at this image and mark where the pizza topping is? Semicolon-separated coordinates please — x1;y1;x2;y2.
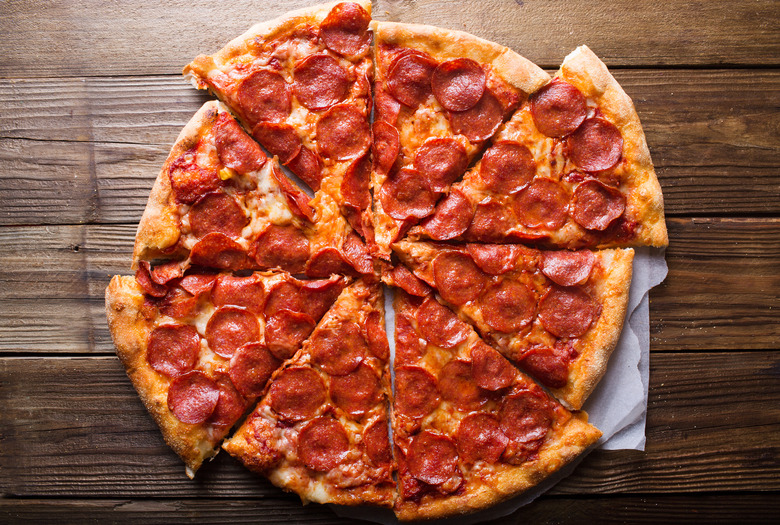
251;122;302;164
205;306;261;358
394;366;440;418
264;309;316;360
293;54;350;110
157;287;199;319
136;261;168;297
207;377;246;428
168;157;222;207
416;295;470;349
375;85;401;123
530;80;587;138
237;69;291;124
466;198;514;240
390;264;431;297
320;2;371;57
513;178;569;229
264;276;344;322
372;121;400;175
228;342;281;398
341;153;371;210
567;117;623;172
329;362;382;418
305;247;355;277
448;90;503;142
251;224;310;274
571;179;626;230
316;104;371;161
189;233;254;270
438;359;488;410
479;280;537;333
386;50;437;107
297;417;350;472
395;311;425;364
499;389;552;443
364;418;392;466
432;251;486;305
420;189;474;240
518;344;570;389
286;147;322;191
431;58;486;112
466;244;520;275
150;261;184;286
211;274;264;314
268;366;326;422
379;168;437;220
456;413;508;464
167;370;220;425
342;232;374;275
470;341;516;391
269;164;315;222
213;112;266;175
538;285;599;338
413;137;468;192
479;141;536;194
146;324;200;378
366;310;390;361
309;321;366;375
407;431;459;485
541;250;595;286
179;273;217;296
189;192;247;239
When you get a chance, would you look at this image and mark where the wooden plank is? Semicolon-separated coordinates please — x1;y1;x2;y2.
1;0;778;78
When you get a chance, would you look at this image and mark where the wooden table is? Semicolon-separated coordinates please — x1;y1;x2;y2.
1;1;778;522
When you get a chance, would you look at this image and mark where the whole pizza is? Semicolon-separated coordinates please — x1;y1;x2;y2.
105;1;667;520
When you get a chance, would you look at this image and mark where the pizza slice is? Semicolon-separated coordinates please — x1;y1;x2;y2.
183;1;374;238
408;45;668;249
370;21;550;257
105;269;348;476
223;277;395;507
133;100;374;280
393;240;633;410
391;290;601;520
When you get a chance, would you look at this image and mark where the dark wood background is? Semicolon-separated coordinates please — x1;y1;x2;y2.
1;0;778;522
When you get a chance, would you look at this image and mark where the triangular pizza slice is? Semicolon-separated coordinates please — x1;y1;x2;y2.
370;21;550;257
393;240;633;410
223;277;395;507
105;269;348;476
391;290;601;520
408;45;668;249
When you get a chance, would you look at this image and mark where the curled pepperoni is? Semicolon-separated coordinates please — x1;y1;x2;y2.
571;180;626;231
298;417;350;472
309;321;366;375
150;261;183;285
499;390;553;443
479;280;537;333
167;370;220;425
567;118;623;172
448;90;503;142
189;192;247;239
205;306;261;358
420;189;473;241
432;251;486;305
269;165;315;223
305;247;354;278
237;69;290;124
179;273;217;296
212;274;264;314
190;232;253;270
372;121;400;175
479;141;536;194
342;232;373;275
513;178;569;229
320;2;371;57
263;280;304;318
229;342;280;398
316;104;371;161
213;112;266;175
541;250;596;286
386;50;437;107
465;198;515;241
168;152;221;205
264;310;316;360
264;276;344;321
251;122;302;164
379;168;437;221
432;58;486;112
330;363;382;418
146;324;199;378
341;153;371;210
286;147;322;191
395;310;425;365
416;295;470;349
471;341;516;391
390;264;431;297
457;413;508;464
366;310;390;361
407;431;459;485
530;80;587;138
208;377;247;428
438;359;487;410
538;285;599;338
394;366;440;418
364;418;392;466
268;366;326;422
158;287;199;319
251;224;310;274
136;261;167;297
413;138;468;192
466;244;521;275
517;344;570;389
293;54;350;110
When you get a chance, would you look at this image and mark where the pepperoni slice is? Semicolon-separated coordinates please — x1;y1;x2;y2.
432;251;486;305
394;366;440;418
320;2;371;57
341;153;371;210
419;189;473;241
268;366;326;422
207;377;247;428
390;264;431;297
167;370;220;425
211;274;265;314
251;224;310;274
158;287;199;319
264;276;344;321
168;152;222;205
213;112;266;175
448;90;503;142
179;273;217;296
413;138;468;193
375;84;401;123
237;69;290;124
189;192;247;239
466;244;521;275
541;250;596;286
530;80;587;138
407;431;459;485
571;180;626;231
329;363;382;418
146;324;199;378
293;54;350;110
264;309;316;360
379;168;437;221
136;261;167;297
386;50;437;107
305;247;354;278
438;359;488;410
251;122;302;164
309;321;366;375
538;285;598;338
431;58;486;112
471;341;516;391
366;310;390;361
298;417;350;472
316;104;371;161
189;232;253;270
517;344;570;389
416;295;470;349
286;147;322;191
150;261;183;285
479;280;537;333
479;141;536;194
372;121;400;175
457;413;508;464
342;232;373;275
567;118;623;172
205;306;261;358
364;418;392;466
395;311;425;365
513;178;569;229
228;342;281;398
465;198;515;240
499;390;553;443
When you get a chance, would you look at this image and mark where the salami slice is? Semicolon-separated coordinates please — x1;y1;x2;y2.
479;280;537;333
432;251;486;305
407;431;459;485
395;310;425;365
541;250;595;286
205;306;261;358
212;274;264;314
251;122;302;164
479;141;536;194
309;321;366;375
136;261;167;297
286;147;322;191
416;295;470;349
213;112;266;175
168;151;221;205
538;285;599;338
158;287;199;319
189;192;247;239
228;342;280;398
448;90;503;142
470;341;516;391
364;417;392;466
513;178;569;229
146;324;200;378
341;153;371;210
413;138;468;193
372;121;400;175
567;117;623;172
207;377;247;428
390;264;431;297
237;69;291;124
366;310;390;361
499;389;553;443
379;168;437;221
386;50;437;108
167;370;220;425
530;80;587;138
438;359;488;410
431;58;486;112
465;198;515;241
517;344;570;389
570;180;626;231
190;232;253;270
150;261;183;285
466;244;521;275
329;363;382;418
320;2;371;57
420;189;474;241
293;54;350;110
251;224;310;274
298;417;350;472
456;413;508;464
394;365;440;418
316;104;371;161
179;273;217;296
342;232;373;275
268;366;326;422
305;247;355;278
265;309;316;360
